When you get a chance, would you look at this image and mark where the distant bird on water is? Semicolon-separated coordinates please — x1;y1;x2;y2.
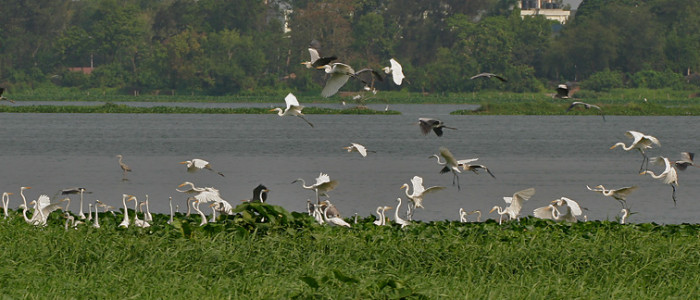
565;101;606;121
418;118;456;137
469;72;507;82
270;93;314;127
179;158;225;177
116;154;131;180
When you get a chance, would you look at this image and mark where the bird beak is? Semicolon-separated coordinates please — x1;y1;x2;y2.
489;207;497;213
25;187;32;189
609;145;616;149
315;66;326;69
263;189;270;193
385;206;393;210
179;161;188;164
7;193;13;195
639;171;646;175
268;108;276;112
178;183;187;187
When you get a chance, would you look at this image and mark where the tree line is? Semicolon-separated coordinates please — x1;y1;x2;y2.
0;0;698;96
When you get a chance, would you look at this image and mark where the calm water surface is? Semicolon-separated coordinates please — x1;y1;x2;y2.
0;104;697;224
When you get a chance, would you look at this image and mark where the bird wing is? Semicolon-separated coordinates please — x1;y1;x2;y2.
503;196;513;204
410;176;425;195
418;118;438;135
533;205;555;220
565;102;582;112
315;173;331;185
321;72;351;97
37;195;51;210
439;147;459;168
194;189;224;204
284;93;300;109
389;58;404;85
513;187;536;202
423;186;446;195
556;84;569;98
192;159;209;170
457;158;479;166
469;73;489;80
308;47;320;64
352;143;368;157
612;186;638;199
560;197;583;216
317;180;338;193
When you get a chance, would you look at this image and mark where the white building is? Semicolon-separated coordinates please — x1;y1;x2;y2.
519;0;571;24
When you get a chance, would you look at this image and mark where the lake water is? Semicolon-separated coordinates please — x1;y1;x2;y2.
1;103;698;224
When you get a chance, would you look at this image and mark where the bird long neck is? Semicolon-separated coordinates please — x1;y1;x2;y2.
169;197;174;223
614;142;633;151
94;204;99;226
21;204;30;222
122;196;129;223
403;186;412;198
133;200;140;221
20;189;27;207
395;199;403;221
430;155;445;165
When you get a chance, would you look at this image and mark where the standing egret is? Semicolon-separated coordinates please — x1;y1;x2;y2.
61;187;89;219
87;203;93;222
394;198;411;228
0;88;15;103
673;152;696;170
64;213;75;230
382;58;405;85
343;143;375;157
143;195;153;222
168;197;174;224
640;156;679;206
610;130;660;172
373;206;384;225
301;40;337;68
131;196;150;228
620;208;630;224
400;176;445;218
321;200;351;227
418;118;456;137
31;196;68;226
119;194;133;228
429;146;463;190
468;210;482;222
191;198;208;226
317;63;381;97
470;72;507;82
586;185;637;209
501;187;536;221
292;173;338;204
116;155;132;180
1;192;12;218
270;93;314;127
179;158;225;177
551;197;584;223
489;206;508;225
459;208;468;223
92;202;101;228
565;101;605;121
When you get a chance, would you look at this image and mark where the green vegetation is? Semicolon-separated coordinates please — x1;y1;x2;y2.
453;101;700;116
1;204;699;298
0;102;399;115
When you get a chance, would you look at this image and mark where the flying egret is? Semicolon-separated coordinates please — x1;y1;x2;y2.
673;152;696;170
610;130;660;172
301;39;337;68
429;146;463;190
116;155;132;180
400;176;445;218
458;159;496;178
321;200;350;227
418;118;457;137
179;158;225;177
270;93;314;127
565;101;605;121
640;156;679;206
2;192;12;219
343;143;375;157
586;185;637;209
317;63;382;97
0;88;15;103
469;72;507;82
292;173;338;204
382;58;405;85
501;187;536;221
61;187;88;219
394;198;411;228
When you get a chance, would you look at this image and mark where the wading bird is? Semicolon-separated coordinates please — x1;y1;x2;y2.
301;39;337;69
292;173;338;204
179;158;225;176
400;176;445;218
394;198;411;228
168;197;174;224
551;197;584;222
500;187;536;221
468;210;482;222
270;93;314;127
317;63;381;97
429;147;463;190
418;118;456;137
586;185;637;209
565;101;605;121
489;206;508;224
459;208;468;223
131;196;150;228
119;194;133;228
2;192;12;219
116;155;132;180
469;72;507;82
321;200;350;227
30;196;69;226
191;199;208;226
673;152;697;170
620;208;630;224
0;88;15;103
247;184;269;203
640;156;679;206
143;195;153;222
382;58;405;85
92;202;101;228
61;187;88;219
610;130;660;172
373;206;392;226
343;143;375;157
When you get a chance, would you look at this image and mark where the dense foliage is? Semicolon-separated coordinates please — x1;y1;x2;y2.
0;0;698;96
1;204;699;298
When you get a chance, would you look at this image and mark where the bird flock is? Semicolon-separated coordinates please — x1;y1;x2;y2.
0;41;697;230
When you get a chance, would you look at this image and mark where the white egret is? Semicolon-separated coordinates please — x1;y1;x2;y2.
87;203;93;222
19;187;32;222
119;194;133;228
30;196;68;226
620;208;629;224
179;158;225;177
343;143;375;157
394;198;411;228
400;176;445;217
470;72;507;82
191;198;208;226
551;197;584;223
673;152;696;170
489;206;508;225
168;196;174;224
60;187;89;219
321;200;351;227
565;101;605;121
311;203;325;224
96;200;116;216
2;192;12;219
459;208;468;223
116;154;132;180
92;202;101;228
373;206;384;225
292;173;338;204
270;93;314;127
0;87;15;103
317;63;381;97
500;187;536;221
640;156;679;206
586;184;637;208
382;58;405;85
533;203;556;220
131;195;150;228
468;210;482;222
429;146;463;190
610;130;660;172
143;195;153;222
418;118;457;137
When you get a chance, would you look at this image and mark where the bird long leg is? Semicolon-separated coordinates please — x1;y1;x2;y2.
671;185;677;207
639;151;649;173
454;173;461;191
298;115;314;127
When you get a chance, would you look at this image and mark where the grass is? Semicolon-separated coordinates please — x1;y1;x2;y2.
1;203;698;299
